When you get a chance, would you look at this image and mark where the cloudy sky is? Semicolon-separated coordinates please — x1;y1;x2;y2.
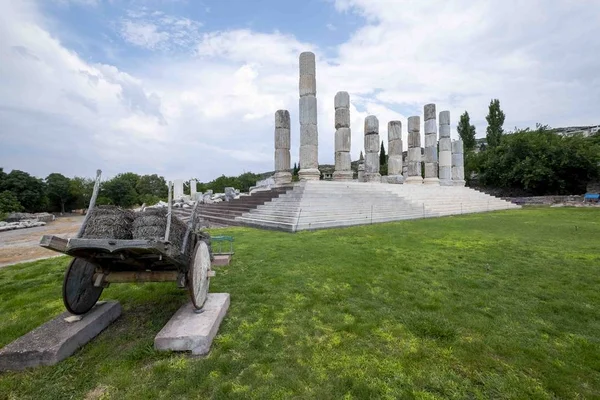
1;0;599;182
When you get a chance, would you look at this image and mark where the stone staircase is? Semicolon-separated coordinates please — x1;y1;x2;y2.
235;181;521;232
174;186;292;226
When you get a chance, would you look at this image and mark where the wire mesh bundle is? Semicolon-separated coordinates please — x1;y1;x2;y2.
82;206;134;239
132;208;190;256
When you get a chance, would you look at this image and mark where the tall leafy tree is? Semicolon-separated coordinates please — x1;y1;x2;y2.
69;177;95;209
486;99;505;148
0;191;23;215
379;141;387;166
0;170;47;212
45;173;71;213
457;111;477;152
101;173;140;207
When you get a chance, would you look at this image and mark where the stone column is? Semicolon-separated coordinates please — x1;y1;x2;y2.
273;110;292;184
363;115;381;182
298;52;320;181
452;140;466;186
438;111;452;186
173;179;184;199
333;91;353;181
358;161;365;182
405;116;423;184
423;103;439;185
190;179;197;200
387;121;404;184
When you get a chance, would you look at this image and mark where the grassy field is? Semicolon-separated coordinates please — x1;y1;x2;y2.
0;207;599;399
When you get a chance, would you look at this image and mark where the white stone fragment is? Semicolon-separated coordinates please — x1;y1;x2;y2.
364;115;379;134
299;75;316;97
335;108;350;129
364;133;380;152
299;96;318;125
408;116;420;132
388;121;402;141
300;124;318;146
275;110;290;128
334;91;350;109
439;125;451;138
439;111;450;126
424;119;437;135
424;103;436;121
335;128;351;152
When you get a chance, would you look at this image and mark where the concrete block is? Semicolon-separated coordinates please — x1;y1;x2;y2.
300;145;319;169
388;139;403;156
439;124;451;138
335;128;351;152
299;75;316;97
335;151;351;170
212;255;232;267
364;115;379;134
299;96;317;125
274;128;290;149
335;108;350;129
300;124;318;146
299;52;316;76
388;121;402;141
424;119;437;135
275;110;290;129
155;294;230;355
424;103;436;121
439;111;450;126
0;302;121;371
424;133;438;148
408;116;420;133
334;91;350;109
364;133;380;152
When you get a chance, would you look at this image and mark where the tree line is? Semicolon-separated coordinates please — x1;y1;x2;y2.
0;169;266;217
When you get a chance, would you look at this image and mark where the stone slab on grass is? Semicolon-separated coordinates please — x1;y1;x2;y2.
0;301;121;371
212;255;232;267
154;293;230;355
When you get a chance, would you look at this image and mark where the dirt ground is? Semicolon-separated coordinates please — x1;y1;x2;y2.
0;216;84;268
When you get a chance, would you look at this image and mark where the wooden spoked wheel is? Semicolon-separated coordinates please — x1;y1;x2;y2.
188;241;211;310
63;257;103;315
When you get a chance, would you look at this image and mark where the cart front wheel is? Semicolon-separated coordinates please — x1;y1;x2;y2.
188;241;211;309
63;257;103;315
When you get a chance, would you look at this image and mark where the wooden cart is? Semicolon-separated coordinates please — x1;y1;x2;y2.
39;170;213;315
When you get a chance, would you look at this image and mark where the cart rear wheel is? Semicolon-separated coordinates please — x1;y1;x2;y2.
63;257;103;315
188;241;211;309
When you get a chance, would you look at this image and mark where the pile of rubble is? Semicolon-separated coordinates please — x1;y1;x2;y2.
144;187;243;209
0;212;55;232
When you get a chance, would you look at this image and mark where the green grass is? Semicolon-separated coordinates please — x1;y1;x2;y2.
1;208;599;399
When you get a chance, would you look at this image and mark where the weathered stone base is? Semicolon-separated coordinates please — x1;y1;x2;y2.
298;168;321;181
273;172;292;185
212;255;232;267
364;173;382;183
439;179;453;186
384;175;405;184
0;301;121;371
332;171;353;181
154;294;230;355
453;180;466;187
423;177;440;185
405;176;423;185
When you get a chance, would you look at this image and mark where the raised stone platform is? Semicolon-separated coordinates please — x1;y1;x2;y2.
235;181;521;232
154;293;230;355
0;301;121;371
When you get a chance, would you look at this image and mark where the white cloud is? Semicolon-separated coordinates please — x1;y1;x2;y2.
1;0;599;184
119;9;202;51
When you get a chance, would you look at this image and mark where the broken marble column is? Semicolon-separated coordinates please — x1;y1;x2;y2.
190;180;197;200
438;111;452;186
358;161;365;182
363;116;381;182
273;110;292;184
387;121;404;184
452;140;466;186
333;91;353;181
405;116;423;184
298;52;320;181
423;104;440;185
173;179;184;200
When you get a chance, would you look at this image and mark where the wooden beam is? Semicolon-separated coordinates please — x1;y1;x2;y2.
39;235;69;253
94;271;178;284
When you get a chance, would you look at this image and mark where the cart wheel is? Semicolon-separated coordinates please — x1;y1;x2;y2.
63;257;103;315
188;241;211;309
